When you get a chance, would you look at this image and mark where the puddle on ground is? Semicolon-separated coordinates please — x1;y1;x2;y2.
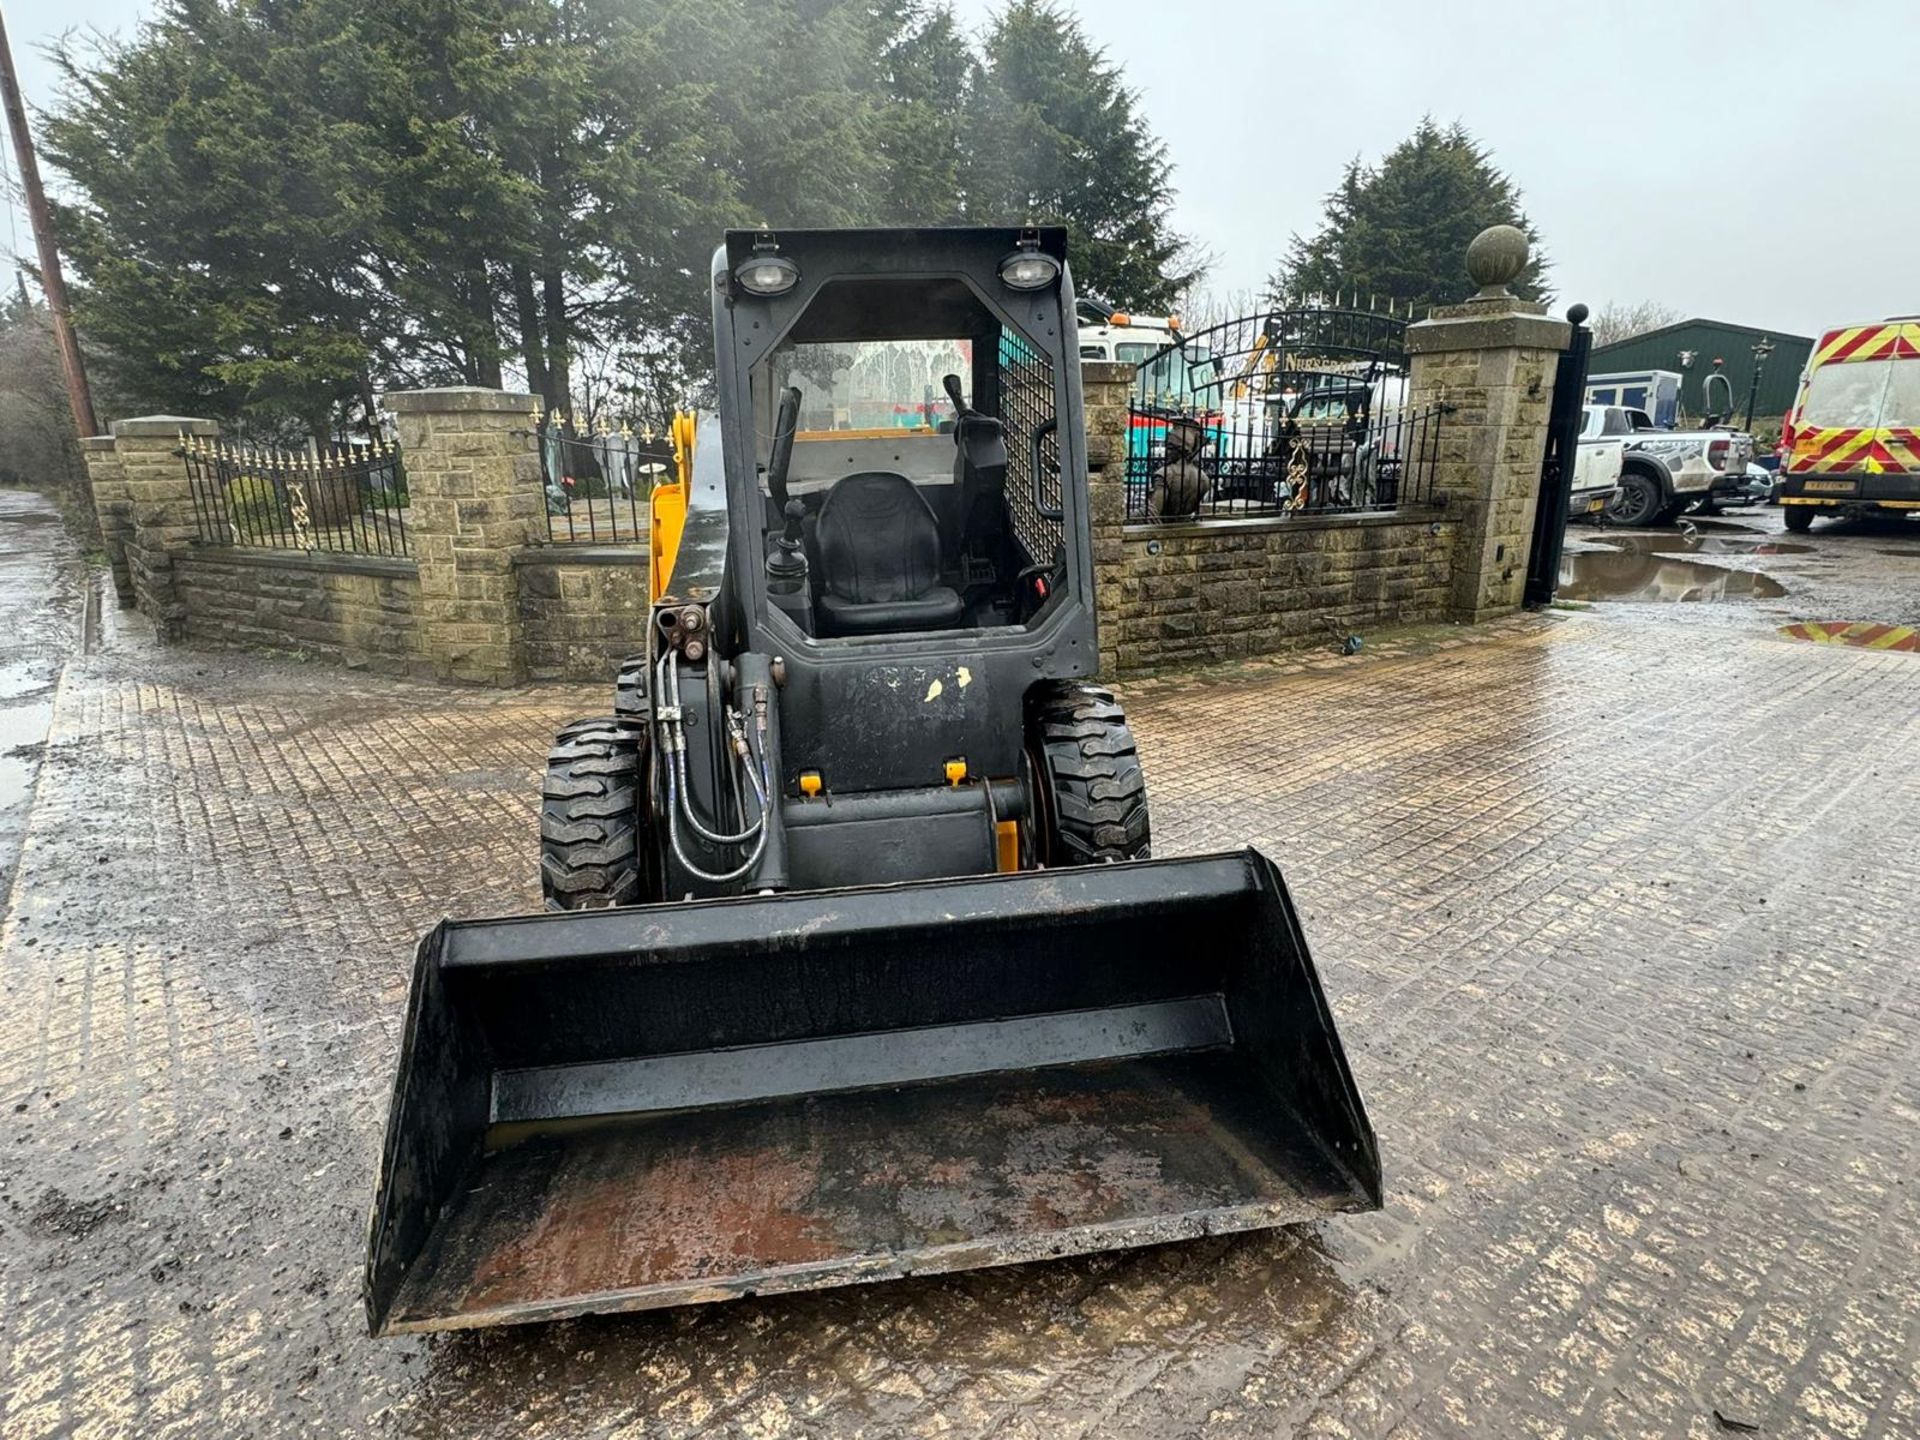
0;698;54;818
1558;550;1787;603
1875;546;1920;558
1597;530;1811;558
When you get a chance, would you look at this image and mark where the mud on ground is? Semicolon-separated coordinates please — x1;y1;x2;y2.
3;501;1919;1438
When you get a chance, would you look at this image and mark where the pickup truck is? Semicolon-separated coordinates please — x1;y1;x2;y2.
1570;423;1625;521
1582;405;1759;527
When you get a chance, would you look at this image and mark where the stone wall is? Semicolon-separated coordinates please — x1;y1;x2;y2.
1406;299;1569;620
173;549;421;673
84;241;1560;686
81;435;134;606
1083;233;1568;675
1083;362;1457;675
516;548;651;681
115;415;218;639
1095;512;1456;674
79;391;576;686
387;387;545;685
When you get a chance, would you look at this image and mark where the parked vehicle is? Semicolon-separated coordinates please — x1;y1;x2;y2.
1776;318;1920;531
1586;369;1682;429
1078;305;1225;466
1584;404;1756;527
1199;370;1412;510
1569;415;1625;519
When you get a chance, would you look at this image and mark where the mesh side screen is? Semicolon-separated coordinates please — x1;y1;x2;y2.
998;329;1063;562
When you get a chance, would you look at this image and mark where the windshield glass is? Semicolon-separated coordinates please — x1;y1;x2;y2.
769;339;973;434
1119;341;1216;406
1802;360;1893;428
1881;358;1920;426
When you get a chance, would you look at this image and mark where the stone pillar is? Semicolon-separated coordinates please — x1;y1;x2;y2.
385;386;542;685
112;415;220;638
1406;225;1570;622
80;434;135;607
1081;359;1136;676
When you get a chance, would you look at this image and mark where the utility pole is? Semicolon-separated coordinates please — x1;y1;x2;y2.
0;3;98;437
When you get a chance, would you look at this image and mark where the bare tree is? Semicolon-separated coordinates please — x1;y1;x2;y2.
1172;287;1261;333
0;300;88;504
1589;300;1683;348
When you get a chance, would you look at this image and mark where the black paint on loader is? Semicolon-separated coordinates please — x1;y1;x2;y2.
363;850;1380;1335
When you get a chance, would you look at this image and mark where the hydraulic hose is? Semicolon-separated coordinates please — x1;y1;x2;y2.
661;650;767;845
653;650;772;884
664;737;769;884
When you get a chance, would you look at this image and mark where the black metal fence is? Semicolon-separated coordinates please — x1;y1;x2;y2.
537;413;674;544
1121;307;1446;521
185;436;409;556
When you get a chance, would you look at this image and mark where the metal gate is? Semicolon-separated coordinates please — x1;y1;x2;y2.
1524;303;1594;607
1121;306;1441;521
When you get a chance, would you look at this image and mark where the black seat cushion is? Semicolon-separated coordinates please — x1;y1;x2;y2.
815;472;964;635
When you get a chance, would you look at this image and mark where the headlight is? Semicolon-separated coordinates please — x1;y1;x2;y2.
999;249;1060;291
734;253;799;297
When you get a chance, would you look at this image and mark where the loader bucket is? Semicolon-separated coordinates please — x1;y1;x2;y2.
364;848;1380;1335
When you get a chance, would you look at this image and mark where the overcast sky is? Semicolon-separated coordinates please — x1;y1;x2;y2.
4;0;1916;341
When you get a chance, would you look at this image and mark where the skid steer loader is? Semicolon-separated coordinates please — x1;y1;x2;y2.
365;227;1380;1336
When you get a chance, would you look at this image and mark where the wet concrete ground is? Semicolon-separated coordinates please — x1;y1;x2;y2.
3;501;1920;1438
0;490;87;898
1561;505;1920;623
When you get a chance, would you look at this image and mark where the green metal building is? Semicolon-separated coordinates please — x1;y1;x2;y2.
1587;319;1813;434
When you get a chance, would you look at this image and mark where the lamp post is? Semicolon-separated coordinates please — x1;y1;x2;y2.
1743;336;1775;432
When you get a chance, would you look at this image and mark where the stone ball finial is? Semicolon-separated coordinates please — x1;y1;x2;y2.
1567;302;1590;327
1466;224;1529;299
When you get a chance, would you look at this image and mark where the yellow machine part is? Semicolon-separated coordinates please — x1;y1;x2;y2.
996;820;1021;873
650;411;697;601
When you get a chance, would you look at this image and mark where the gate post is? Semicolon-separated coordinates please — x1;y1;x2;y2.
112;414;221;639
1081;359;1136;676
1407;226;1570;622
80;433;135;607
1524;303;1594;607
385;386;542;685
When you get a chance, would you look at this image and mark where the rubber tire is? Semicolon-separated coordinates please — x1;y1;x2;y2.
1026;682;1151;865
1606;469;1665;527
1783;505;1815;534
540;717;647;911
613;653;650;723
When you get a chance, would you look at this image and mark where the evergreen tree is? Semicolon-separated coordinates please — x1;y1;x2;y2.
966;0;1194;309
871;3;975;225
41;0;1196;432
1271;119;1550;312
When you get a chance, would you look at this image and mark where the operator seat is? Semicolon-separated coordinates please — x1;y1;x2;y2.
814;471;965;636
